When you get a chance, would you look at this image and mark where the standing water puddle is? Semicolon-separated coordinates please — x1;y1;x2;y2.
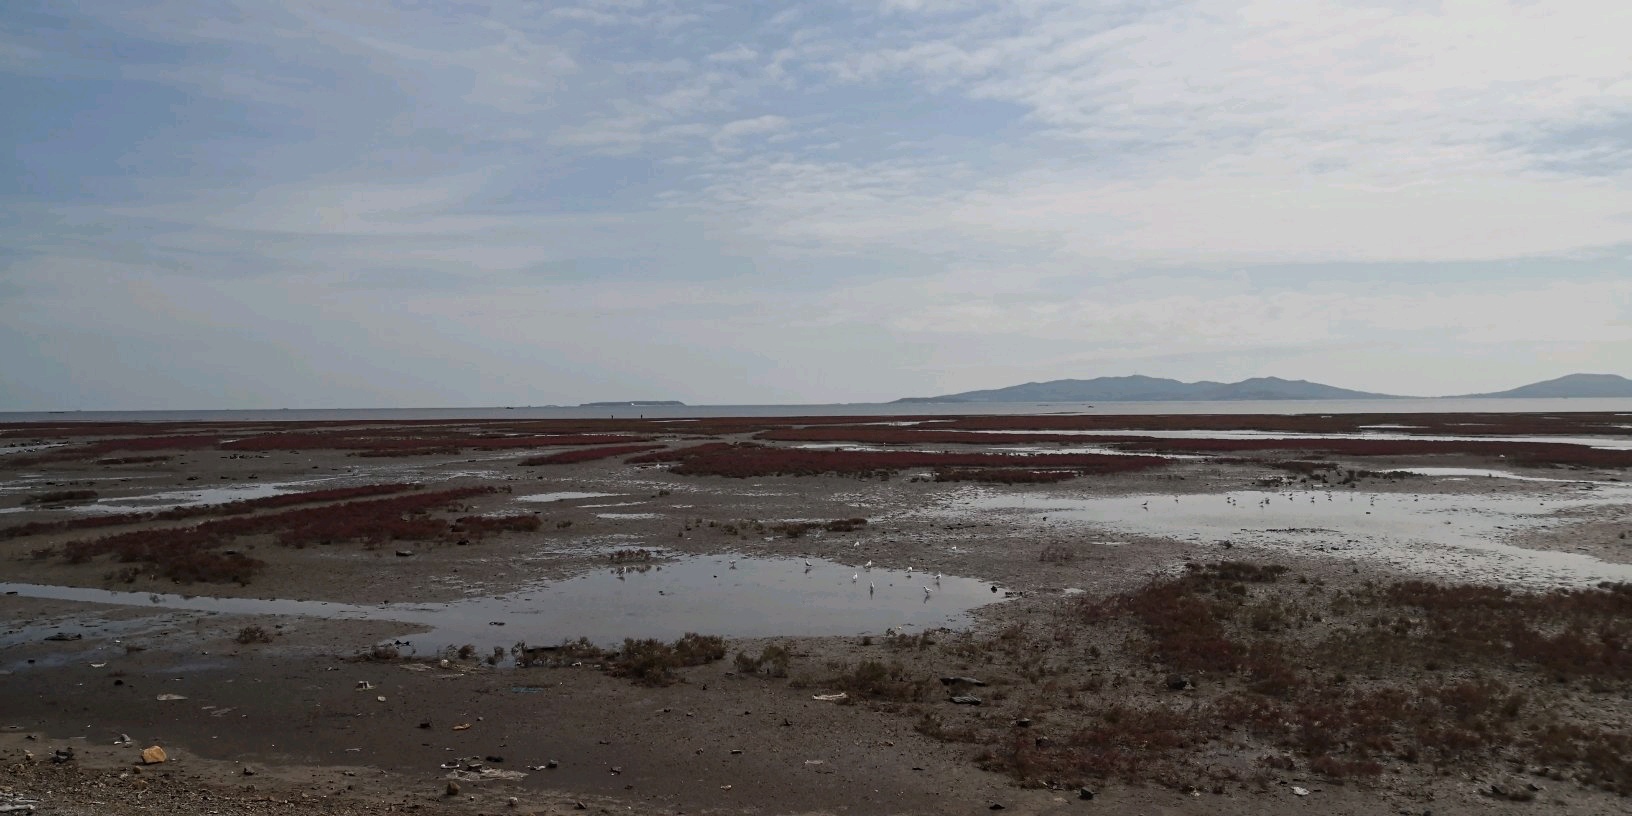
952;486;1632;587
0;556;1003;656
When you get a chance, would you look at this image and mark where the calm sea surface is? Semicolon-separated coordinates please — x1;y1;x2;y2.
3;398;1631;423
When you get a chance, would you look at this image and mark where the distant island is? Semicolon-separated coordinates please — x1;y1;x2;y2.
579;400;687;407
895;373;1632;403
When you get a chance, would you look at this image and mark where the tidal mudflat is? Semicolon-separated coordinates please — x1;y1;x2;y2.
2;413;1630;815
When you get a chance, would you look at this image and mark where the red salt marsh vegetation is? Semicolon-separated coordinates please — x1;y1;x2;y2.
519;443;667;465
50;487;496;584
219;431;652;454
0;483;421;540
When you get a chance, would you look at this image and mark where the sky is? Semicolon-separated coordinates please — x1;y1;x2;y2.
2;0;1630;409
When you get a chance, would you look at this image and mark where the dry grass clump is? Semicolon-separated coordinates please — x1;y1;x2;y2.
234;625;274;645
822;660;933;702
607;633;727;686
450;514;542;537
513;637;608;667
94;456;172;465
767;518;868;537
24;490;98;504
733;644;792;677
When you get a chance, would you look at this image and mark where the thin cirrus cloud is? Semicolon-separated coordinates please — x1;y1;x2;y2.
0;0;1629;410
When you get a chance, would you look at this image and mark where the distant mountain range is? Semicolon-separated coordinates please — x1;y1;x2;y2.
894;373;1632;403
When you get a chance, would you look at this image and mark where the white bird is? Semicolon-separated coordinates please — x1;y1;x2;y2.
869;582;875;594
864;560;872;570
923;586;933;596
852;573;859;582
728;559;737;569
804;559;812;567
934;573;941;585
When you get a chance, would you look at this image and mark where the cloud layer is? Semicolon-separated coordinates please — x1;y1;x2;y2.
2;0;1629;408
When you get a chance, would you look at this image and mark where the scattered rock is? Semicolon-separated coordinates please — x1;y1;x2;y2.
50;748;74;764
940;676;987;687
242;766;257;776
452;723;471;731
949;695;983;705
155;694;187;701
141;746;168;765
1165;674;1191;691
1012;718;1032;728
1078;787;1095;800
395;550;413;557
1291;786;1310;796
43;633;82;642
445;781;460;797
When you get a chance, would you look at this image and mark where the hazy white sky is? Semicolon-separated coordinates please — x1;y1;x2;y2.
2;1;1629;409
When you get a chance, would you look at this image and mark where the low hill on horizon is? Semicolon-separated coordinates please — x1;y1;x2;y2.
896;373;1632;403
1451;373;1632;399
895;375;1399;403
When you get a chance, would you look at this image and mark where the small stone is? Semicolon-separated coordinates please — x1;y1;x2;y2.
949;695;982;705
545;759;559;769
141;746;168;765
989;805;1006;811
1165;674;1191;691
445;781;460;797
508;797;518;808
395;550;413;557
573;801;587;810
1078;787;1095;800
1013;718;1032;728
242;766;257;776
